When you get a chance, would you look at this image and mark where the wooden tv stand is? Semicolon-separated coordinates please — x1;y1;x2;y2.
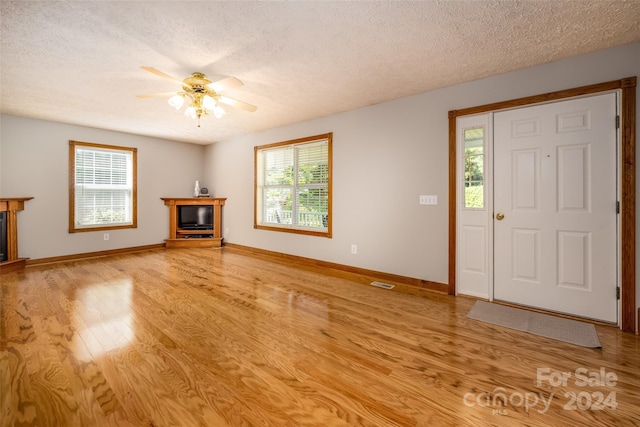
161;197;226;248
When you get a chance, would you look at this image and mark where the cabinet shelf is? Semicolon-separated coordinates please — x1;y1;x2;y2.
177;229;214;235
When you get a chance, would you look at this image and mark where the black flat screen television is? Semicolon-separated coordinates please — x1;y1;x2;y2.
178;205;213;230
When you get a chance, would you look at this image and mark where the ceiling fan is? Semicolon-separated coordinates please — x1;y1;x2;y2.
136;66;257;127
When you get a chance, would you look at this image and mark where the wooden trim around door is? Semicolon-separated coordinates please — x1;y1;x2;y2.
448;77;637;333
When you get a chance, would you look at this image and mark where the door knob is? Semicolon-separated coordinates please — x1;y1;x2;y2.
495;212;505;220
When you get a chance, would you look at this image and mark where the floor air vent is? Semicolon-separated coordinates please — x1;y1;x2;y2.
370;281;395;290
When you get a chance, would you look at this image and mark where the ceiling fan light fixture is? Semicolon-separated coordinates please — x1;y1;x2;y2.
184;106;197;120
213;104;226;119
138;67;257;127
168;94;185;110
202;95;216;111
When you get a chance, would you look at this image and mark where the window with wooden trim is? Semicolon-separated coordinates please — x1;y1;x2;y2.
69;140;137;232
255;133;332;237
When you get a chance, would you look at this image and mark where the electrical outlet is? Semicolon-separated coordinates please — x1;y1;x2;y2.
351;244;357;255
103;233;109;241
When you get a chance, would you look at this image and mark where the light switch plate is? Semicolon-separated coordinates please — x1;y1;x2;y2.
420;195;438;205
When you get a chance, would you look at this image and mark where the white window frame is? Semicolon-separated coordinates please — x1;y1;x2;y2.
254;133;332;238
69;140;137;233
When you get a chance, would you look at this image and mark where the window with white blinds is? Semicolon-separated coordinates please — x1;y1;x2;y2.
69;141;137;232
255;133;332;237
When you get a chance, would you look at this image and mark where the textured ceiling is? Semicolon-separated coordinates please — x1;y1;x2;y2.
1;1;640;145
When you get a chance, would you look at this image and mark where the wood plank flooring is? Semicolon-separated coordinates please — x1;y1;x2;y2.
1;247;639;426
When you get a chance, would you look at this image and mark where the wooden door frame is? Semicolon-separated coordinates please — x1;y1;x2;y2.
448;77;637;332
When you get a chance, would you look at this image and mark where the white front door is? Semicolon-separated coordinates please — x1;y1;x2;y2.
493;93;618;323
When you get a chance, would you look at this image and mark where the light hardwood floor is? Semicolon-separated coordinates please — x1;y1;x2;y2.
1;247;639;426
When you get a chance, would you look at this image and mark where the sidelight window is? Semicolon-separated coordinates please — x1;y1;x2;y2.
463;127;485;209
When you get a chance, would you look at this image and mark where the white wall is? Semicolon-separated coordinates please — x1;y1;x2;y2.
204;42;640;294
0;115;205;259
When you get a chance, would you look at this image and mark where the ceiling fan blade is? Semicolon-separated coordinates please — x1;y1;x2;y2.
207;76;244;92
140;66;185;86
136;92;179;98
218;95;257;112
